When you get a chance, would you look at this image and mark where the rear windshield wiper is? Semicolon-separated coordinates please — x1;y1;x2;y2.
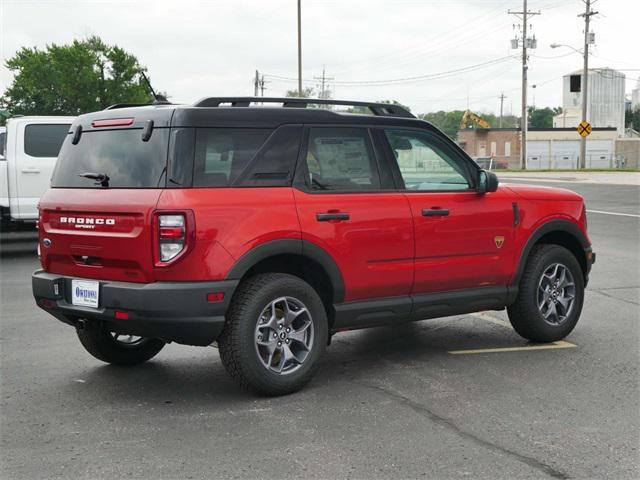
78;172;110;187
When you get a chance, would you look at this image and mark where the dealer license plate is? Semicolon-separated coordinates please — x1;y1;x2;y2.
71;280;100;308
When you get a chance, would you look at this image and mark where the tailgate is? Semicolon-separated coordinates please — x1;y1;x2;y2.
39;188;162;282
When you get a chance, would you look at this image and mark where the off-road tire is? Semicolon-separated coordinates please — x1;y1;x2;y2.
508;244;584;342
218;273;328;396
77;322;165;366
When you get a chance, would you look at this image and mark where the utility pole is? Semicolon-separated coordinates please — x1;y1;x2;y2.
314;65;334;101
258;74;269;96
254;70;259;97
578;0;598;169
498;93;507;128
509;1;540;170
297;0;303;96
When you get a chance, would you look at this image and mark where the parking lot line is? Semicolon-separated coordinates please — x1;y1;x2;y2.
448;340;577;355
586;209;640;218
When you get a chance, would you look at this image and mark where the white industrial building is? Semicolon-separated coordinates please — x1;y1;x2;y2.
553;68;626;134
527;128;619;169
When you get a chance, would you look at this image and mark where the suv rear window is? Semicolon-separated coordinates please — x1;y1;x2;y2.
193;128;272;187
52;128;169;188
24;124;70;157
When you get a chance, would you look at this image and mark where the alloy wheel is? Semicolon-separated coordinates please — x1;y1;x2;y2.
536;263;576;326
254;296;314;375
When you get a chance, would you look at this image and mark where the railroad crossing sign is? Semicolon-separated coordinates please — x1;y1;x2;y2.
577;120;592;137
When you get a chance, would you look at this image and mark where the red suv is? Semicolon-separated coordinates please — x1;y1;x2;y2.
33;98;594;395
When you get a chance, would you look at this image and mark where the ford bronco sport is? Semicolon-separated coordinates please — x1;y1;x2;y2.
32;97;594;395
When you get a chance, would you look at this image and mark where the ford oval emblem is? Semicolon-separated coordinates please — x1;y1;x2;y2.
43;238;52;248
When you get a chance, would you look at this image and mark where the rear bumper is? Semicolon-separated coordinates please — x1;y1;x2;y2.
32;270;238;346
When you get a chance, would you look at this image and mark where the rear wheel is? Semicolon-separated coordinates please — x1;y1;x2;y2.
76;322;165;366
218;273;328;396
508;244;584;342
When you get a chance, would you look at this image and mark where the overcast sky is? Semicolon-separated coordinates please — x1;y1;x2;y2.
1;0;638;115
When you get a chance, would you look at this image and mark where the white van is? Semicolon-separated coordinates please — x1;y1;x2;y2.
1;116;75;227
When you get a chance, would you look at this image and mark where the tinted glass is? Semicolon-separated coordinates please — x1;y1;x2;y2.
305;127;380;191
385;129;472;191
24;124;70;157
0;132;5;159
238;125;302;187
193;128;272;187
52;128;169;188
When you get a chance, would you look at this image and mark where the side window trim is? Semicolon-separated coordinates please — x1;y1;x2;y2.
377;126;479;193
293;125;393;194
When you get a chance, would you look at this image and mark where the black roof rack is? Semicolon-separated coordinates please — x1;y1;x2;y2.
192;97;415;119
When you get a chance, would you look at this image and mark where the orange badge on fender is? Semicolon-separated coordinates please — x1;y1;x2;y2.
494;236;505;248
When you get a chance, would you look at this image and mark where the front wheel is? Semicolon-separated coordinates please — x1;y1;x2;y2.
508;244;585;342
77;322;165;366
218;273;328;396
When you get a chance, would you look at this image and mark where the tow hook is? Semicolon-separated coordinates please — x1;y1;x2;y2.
76;319;86;331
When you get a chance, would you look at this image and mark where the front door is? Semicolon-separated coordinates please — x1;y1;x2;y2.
293;126;413;302
380;127;516;294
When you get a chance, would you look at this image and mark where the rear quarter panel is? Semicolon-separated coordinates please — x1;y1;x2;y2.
155;187;301;281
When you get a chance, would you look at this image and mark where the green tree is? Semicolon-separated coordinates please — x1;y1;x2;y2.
286;87;315;98
528;106;562;128
625;106;640;131
1;36;156;117
419;110;466;139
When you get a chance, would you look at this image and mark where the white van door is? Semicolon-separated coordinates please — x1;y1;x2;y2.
13;120;72;220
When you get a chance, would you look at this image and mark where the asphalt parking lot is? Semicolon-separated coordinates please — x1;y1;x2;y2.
1;179;638;479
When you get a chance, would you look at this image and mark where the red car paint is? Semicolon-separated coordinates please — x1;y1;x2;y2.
38;183;589;301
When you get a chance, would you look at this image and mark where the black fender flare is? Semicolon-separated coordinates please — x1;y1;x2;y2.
225;238;345;303
512;219;590;289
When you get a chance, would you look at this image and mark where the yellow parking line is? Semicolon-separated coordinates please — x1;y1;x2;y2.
448;340;577;355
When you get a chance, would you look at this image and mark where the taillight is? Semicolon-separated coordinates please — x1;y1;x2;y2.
158;214;185;262
154;211;194;266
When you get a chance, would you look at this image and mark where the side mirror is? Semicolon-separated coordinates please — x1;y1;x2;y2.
477;170;499;194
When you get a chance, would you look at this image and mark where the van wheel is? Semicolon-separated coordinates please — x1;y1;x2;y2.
218;273;328;396
507;244;584;342
76;322;165;366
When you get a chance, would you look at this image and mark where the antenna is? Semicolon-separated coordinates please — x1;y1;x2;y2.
140;71;169;104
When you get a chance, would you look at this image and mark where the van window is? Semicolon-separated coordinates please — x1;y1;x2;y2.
52;128;169;188
0;132;5;159
24;124;70;157
193;128;272;187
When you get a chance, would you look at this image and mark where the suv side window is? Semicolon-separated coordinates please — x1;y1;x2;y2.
384;129;473;191
193;128;272;187
237;125;302;187
304;127;381;191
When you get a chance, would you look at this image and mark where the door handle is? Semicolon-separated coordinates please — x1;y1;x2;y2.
422;208;449;217
316;212;350;222
21;168;41;174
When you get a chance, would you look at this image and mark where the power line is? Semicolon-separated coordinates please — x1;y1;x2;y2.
265;55;517;87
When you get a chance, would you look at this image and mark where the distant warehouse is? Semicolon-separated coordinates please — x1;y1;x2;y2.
457;127;621;169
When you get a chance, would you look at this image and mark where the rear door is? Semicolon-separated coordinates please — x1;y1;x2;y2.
380;127;516;294
14;119;73;219
293;126;413;303
39;123;170;283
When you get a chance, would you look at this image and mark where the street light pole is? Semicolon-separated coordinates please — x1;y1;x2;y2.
297;0;303;97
